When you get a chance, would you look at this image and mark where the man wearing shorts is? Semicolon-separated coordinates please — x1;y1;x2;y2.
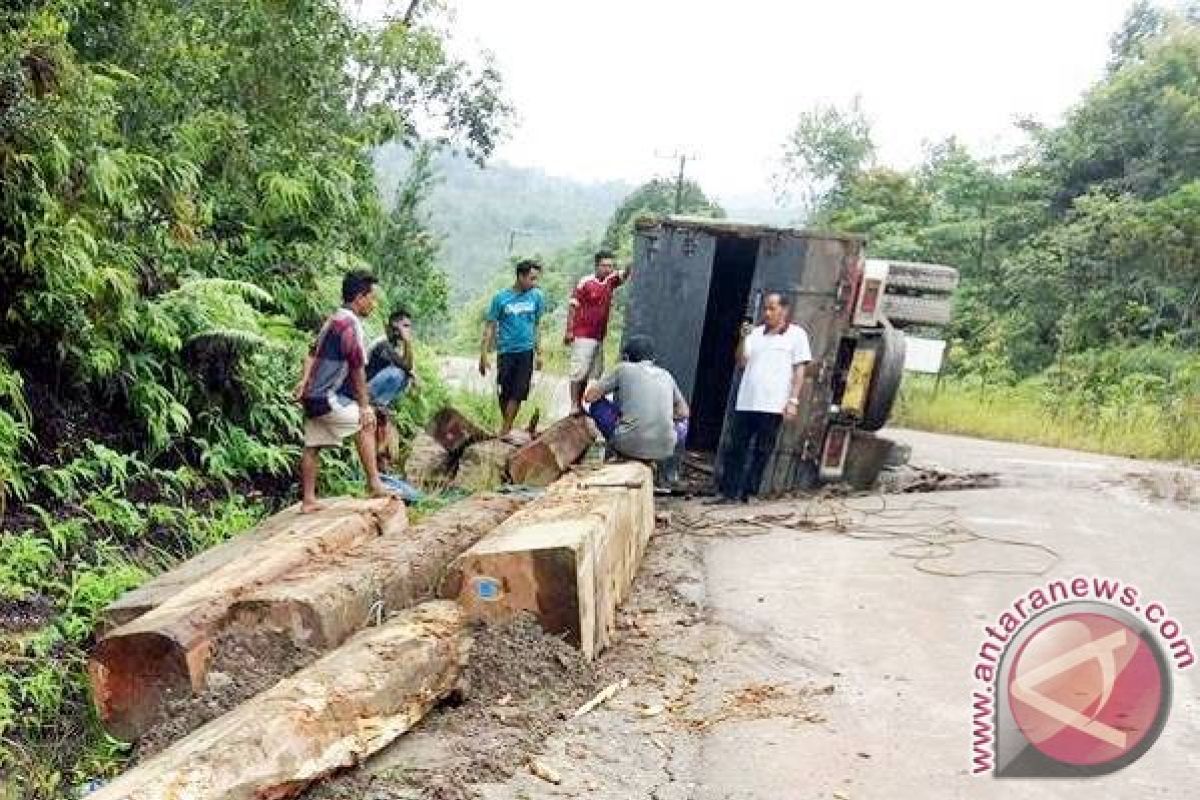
295;270;394;513
479;260;545;438
565;249;631;415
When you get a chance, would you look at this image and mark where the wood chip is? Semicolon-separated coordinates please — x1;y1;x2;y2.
529;758;562;784
639;703;665;718
572;678;629;718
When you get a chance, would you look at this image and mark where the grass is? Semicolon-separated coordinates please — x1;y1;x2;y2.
894;374;1200;462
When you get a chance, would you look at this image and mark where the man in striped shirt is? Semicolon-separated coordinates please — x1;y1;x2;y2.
295;270;395;513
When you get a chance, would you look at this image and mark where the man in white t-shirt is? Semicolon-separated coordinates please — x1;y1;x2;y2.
708;291;812;503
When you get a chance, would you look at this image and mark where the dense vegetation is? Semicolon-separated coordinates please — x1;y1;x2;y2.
0;1;507;793
778;3;1200;458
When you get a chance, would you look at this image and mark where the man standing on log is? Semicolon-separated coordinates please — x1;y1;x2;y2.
295;270;395;513
480;260;545;440
707;291;811;504
565;249;631;415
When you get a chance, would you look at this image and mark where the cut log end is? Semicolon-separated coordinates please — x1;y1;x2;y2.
89;632;198;742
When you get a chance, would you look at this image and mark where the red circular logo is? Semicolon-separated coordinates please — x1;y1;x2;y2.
1007;612;1165;767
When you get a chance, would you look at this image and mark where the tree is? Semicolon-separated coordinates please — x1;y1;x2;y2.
601;178;724;257
775;98;875;218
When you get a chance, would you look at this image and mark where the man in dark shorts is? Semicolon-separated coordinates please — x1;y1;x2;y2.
479;260;545;439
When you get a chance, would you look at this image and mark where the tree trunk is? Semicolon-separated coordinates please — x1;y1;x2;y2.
87;602;466;800
507;415;597;486
89;498;405;741
442;463;653;660
228;493;527;649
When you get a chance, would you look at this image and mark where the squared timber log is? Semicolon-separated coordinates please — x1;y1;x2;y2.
429;406;492;454
506;415;597;486
86;601;466;800
89;497;405;741
442;462;653;660
228;493;527;650
453;439;519;491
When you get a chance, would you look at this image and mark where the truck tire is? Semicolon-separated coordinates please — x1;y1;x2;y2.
861;328;905;432
882;293;954;326
884;261;959;294
843;432;893;489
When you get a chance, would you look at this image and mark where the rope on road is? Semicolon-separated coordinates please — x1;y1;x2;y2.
669;495;1061;579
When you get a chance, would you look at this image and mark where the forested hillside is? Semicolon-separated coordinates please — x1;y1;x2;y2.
0;1;506;791
374;144;631;299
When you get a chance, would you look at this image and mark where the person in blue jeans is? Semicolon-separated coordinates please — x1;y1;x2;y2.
584;335;690;485
479;260;545;439
363;308;416;468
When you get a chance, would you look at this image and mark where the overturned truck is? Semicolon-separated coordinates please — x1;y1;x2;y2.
624;216;958;492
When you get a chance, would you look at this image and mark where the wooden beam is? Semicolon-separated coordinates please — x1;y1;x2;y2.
86;601;466;800
229;493;527;649
443;463;653;660
428;406;491;454
99;525;275;632
506;415;597;486
89;498;405;741
404;432;452;489
453;439;519;491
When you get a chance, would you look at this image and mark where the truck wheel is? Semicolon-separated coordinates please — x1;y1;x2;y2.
843;431;894;489
861;328;905;432
884;261;959;293
882;293;954;326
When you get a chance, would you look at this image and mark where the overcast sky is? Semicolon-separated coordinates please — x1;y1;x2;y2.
362;0;1137;205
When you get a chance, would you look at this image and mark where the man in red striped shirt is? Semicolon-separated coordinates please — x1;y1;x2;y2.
564;249;632;415
295;271;395;513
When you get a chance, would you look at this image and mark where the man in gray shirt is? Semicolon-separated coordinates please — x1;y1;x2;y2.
583;335;689;462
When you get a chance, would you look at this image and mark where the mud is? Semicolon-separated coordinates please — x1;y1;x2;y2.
134;625;318;759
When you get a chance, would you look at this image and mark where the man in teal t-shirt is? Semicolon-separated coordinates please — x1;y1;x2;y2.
480;260;545;437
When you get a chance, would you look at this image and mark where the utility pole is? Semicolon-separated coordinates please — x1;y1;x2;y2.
507;228;534;255
655;150;699;214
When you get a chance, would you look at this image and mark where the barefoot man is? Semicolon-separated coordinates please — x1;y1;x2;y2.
296;270;395;512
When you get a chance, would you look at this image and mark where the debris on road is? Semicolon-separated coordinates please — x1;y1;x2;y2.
877;463;1000;493
573;678;630;718
529;758;563;784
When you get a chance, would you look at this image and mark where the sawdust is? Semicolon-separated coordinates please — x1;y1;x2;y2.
134;626;318;759
676;681;831;731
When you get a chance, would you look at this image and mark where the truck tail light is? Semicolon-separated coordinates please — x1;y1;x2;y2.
820;426;851;480
860;279;881;313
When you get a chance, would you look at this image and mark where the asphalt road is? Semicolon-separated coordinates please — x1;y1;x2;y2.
451;429;1200;799
427;360;1199;797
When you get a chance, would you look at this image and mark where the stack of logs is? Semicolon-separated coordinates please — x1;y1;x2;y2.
85;410;653;799
406;407;599;491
